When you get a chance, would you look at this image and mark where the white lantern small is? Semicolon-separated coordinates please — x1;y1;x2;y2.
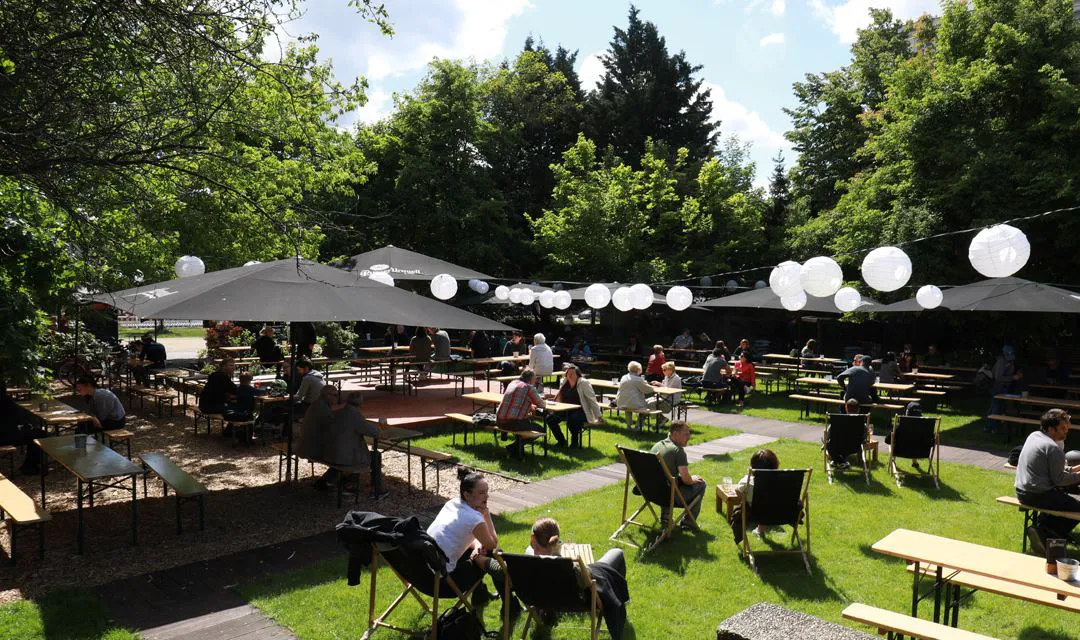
612;287;634;311
630;283;653;310
174;255;205;278
508;288;523;304
968;224;1030;278
430;273;458;300
833;286;862;312
700;276;713;287
519;289;536;306
368;271;395;287
725;279;738;291
665;286;693;311
538;290;556;308
861;246;912;292
494;285;510;300
916;284;943;309
769;261;803;297
754;280;767;289
800;256;843;297
554;290;572;310
584;284;611;309
474;281;489;295
243;260;262;267
133;270;144;284
781;290;807;311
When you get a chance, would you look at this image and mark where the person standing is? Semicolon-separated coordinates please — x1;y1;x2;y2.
650;421;706;531
1014;409;1080;553
74;375;126;433
290;322;317;359
469;330;493;359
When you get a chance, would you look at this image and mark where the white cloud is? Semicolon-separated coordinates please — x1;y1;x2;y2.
703;82;789;154
577;51;606;91
759;32;785;47
354;88;391;124
808;0;938;43
735;0;786;16
769;0;787;16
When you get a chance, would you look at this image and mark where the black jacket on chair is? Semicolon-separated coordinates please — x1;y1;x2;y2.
588;561;630;640
336;511;446;586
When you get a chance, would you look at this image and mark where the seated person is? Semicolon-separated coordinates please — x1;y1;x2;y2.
713;341;731;360
1047;357;1072;385
296;385;345;490
551;337;571;364
647;362;682;426
622;336;643;357
199;359;236;415
499;331;528;374
545;365;600;448
823;399;872;469
922;344;944;367
1015;409;1080;552
697;332;712;348
74;375;126;433
650;421;706;530
469;330;493;358
528;333;555;390
616;361;655;430
898;344;917;373
497;368;546;458
140;335;167;367
228;373;256;423
730;353;756;407
670;329;694;350
427;470;518;612
317;391;379;492
837;355;878;405
293;358;325;409
0;382;45;475
569;337;592;359
701;348;730;402
730;448;781;543
800;339;817;358
409;326;434;379
878;352;901;383
644;345;666;382
253;326;283;364
430;327;452;362
732;338;754;362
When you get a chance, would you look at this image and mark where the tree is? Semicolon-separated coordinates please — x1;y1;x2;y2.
586;5;718;165
764;152;790;260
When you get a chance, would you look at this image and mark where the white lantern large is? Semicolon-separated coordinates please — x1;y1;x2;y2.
584;284;611;309
916;285;944;309
769;261;803;297
508;288;523;304
861;246;912;292
538;290;556;308
781;290;807;311
519;289;536;306
430;273;458;300
800;256;843;297
174;255;205;278
754;280;767;290
665;286;693;311
968;224;1030;278
630;283;653;310
368;271;395;287
494;285;510;300
612;287;633;311
553;290;572;310
833;286;862;312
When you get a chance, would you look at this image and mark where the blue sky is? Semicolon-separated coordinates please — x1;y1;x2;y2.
270;0;940;185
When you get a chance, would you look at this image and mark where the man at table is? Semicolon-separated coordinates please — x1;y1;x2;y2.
74;375;126;433
429;327;452;362
837;355;878;406
199;359;236;415
650;421;706;531
293;358;325;409
140;334;167;367
1015;408;1080;552
496;368;546;458
528;333;554;391
499;330;528;374
670;329;693;350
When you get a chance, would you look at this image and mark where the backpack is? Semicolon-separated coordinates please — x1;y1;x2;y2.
435;607;485;640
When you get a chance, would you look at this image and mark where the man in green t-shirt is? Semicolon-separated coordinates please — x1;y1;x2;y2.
650;421;706;530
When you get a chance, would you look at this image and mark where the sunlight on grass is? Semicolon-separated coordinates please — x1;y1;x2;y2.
0;590;137;640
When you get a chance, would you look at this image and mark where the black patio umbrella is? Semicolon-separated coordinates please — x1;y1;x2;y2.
700;287;884;314
875;277;1080;313
343;245;492;281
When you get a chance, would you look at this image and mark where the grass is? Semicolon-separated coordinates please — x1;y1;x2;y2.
409;418;735;481
118;326;206;339
0;589;137;640
238;440;1076;640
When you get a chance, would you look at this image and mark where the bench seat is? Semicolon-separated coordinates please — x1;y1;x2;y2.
907;562;1080;613
445;412;547;456
382;443;455;492
0;472;51;564
139;452;207;534
996;495;1080;552
841;603;997;640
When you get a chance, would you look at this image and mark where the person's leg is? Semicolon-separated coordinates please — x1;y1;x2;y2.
545;413;568;446
595;548;626;577
678;481;707;522
1021;489;1080;538
986;394;1005;432
567;409;586;447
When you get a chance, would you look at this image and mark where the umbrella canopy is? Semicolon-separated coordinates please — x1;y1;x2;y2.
91;258;514;330
700;287;883;314
343;245;492;281
876;277;1080;313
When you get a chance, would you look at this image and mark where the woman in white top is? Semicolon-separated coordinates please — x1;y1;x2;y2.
615;361;655;430
648;362;682;426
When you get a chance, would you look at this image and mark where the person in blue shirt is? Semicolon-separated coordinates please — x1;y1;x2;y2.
570;336;592;359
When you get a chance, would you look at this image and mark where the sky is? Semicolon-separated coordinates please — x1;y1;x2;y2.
269;0;941;186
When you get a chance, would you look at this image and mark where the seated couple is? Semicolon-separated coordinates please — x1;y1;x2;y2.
295;385;378;492
615;361;681;429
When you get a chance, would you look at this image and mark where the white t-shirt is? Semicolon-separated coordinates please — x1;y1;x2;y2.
426;498;486;571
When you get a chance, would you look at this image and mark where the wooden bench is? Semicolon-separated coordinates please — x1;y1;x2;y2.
270;442;315;482
996;495;1080;552
622;407;664;432
915;389;948;397
103;429;134;459
0;472;51;564
444;413;547;457
789;394;904;419
987;414;1040;442
139;452;208;534
906;562;1080;614
192;409;225;436
382;443;455;492
0;445;15;475
129;386;177;416
842;603;997;639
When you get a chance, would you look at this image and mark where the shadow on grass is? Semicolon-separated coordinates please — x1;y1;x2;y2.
633;527;719;575
831;473;895;497
900;479;967;502
37;589;137;640
702;453;733;462
200;462;239;474
750;554;842;602
1018;627;1076;640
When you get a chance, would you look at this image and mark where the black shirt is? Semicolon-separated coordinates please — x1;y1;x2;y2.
141;341;167;364
200;371;236;409
470;332;492;358
253;335;283;362
559;382;580;406
503;340;527;357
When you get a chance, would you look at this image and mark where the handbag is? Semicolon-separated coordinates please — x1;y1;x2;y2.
435;606;484;640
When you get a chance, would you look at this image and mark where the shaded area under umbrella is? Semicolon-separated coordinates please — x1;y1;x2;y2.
342;245;492;281
699;287;883;314
875;277;1080;313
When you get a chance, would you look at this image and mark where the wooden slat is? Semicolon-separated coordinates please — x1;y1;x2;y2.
842;603;997;640
0;474;51;524
140;452;208;497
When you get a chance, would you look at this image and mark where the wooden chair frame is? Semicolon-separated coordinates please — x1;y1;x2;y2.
823;413;873;484
495;552;604;640
887;415;941;489
740;467;813;575
610;445;701;552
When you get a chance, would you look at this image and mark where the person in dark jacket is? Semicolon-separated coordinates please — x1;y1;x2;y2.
140;334;167;366
199;359;236;414
253;326;283;363
290;322;317;359
837;355;877;405
469;331;493;358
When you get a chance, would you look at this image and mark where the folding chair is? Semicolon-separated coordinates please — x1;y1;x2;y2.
610;445;701;552
362;542;482;640
495;552;603;640
823;413;873;484
739;468;812;575
888;415;941;489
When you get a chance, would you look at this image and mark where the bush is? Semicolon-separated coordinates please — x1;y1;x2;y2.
317;322;357;358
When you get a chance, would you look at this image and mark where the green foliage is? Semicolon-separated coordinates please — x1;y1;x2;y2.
38;321;112;381
316;322;358;358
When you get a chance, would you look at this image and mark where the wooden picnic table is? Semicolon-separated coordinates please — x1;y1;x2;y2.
1028;383;1080;396
795;377;914;394
919;365;979;374
356;346;409;354
16;396;94;433
994;394;1080;411
764;353;846;365
675;366;705;375
218;346;252;355
462;391;580;414
872;528;1080;628
34;434;143;554
902;371;955;381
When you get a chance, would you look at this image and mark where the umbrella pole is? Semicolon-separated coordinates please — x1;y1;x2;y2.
286;341;296;484
73;302;80;393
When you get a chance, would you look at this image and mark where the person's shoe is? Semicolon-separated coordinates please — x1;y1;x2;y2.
1026;526;1046;556
833;460;851;470
679;519;697;532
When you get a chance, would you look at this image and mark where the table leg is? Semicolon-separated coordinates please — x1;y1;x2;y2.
39;464;46;509
131;474;138;546
77;478;84;555
950;582;960;627
910;560;920;618
932;564;943;623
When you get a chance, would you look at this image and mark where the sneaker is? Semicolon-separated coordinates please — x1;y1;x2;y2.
833;460;851;470
1026;526;1046;556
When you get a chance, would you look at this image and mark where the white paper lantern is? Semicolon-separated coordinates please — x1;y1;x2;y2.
769;261;803;297
430;273;458;300
861;246;912;292
754;280;767;289
467;278;481;292
700;276;713;287
243;260;262;267
494;285;510;300
612;287;634;312
833;286;862;312
508;288;523;304
725;279;738;291
474;281;489;295
584;283;611;309
174;255;205;278
554;290;572;310
133;270;144;284
968;224;1030;278
519;289;536;306
916;284;944;309
665;286;693;311
538;290;556;308
630;283;653;310
368;271;395;287
781;290;807;311
800;256;843;297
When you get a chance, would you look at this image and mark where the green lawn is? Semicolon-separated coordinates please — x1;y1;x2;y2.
239;440;1074;640
0;589;136;640
410;418;734;481
118;326;206;339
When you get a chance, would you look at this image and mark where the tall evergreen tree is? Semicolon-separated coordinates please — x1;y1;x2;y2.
586;5;718;165
765;152;790;259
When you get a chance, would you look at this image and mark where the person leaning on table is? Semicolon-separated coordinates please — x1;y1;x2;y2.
1015;408;1080;552
497;368;546;458
74;375;126;433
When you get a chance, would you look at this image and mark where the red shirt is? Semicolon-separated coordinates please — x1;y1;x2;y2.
734;361;756;387
646;352;667;376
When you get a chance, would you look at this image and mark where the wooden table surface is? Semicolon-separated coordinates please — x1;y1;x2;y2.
1028;383;1080;394
902;371;955;381
995;394;1080;411
17;396;94;425
35;435;143;482
463;391;580;413
675;366;705;375
218;346;252;354
795;377;915;393
764;353;845;365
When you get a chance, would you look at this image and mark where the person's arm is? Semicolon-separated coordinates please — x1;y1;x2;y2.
677;464;704;485
1048;445;1080;487
472;511;498;551
528;385;546;409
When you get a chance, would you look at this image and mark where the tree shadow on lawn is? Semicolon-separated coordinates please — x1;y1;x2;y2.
1017;627;1076;640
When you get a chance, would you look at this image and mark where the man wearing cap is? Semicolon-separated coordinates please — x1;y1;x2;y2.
837;355;878;408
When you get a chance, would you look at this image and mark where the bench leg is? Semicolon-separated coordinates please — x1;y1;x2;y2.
38;522;45;560
8;520;15;566
199;495;205;531
176;496;183;535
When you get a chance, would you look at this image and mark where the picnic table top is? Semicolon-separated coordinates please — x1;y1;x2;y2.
795;377;914;392
35;435;143;481
463;391;580;412
17;396;94;424
994;394;1080;410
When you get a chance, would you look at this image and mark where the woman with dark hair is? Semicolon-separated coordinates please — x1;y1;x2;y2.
801;339;817;358
713;340;731;360
545;364;601;447
426;469;518;611
730;449;781;542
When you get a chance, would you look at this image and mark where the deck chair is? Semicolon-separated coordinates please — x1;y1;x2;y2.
823;413;873;484
363;541;482;640
888;415;941;489
610;445;701;552
740;468;812;575
495;552;603;640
